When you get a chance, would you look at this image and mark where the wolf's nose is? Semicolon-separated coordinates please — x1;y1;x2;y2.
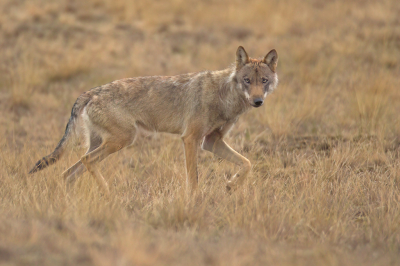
253;98;263;107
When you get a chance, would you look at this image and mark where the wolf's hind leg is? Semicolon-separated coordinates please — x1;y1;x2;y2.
202;132;251;191
62;132;102;185
62;161;85;182
80;137;132;194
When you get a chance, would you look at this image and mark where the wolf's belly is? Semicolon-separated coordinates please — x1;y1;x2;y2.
135;114;184;135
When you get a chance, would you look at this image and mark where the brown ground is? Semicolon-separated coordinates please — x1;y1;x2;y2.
1;0;400;265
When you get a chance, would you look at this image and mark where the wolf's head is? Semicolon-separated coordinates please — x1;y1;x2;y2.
235;46;278;107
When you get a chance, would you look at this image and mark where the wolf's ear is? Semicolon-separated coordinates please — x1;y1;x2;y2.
236;46;249;70
263;49;278;72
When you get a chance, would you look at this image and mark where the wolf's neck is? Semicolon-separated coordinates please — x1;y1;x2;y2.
217;68;250;120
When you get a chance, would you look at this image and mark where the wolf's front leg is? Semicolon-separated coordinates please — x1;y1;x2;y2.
182;135;200;192
202;132;251;191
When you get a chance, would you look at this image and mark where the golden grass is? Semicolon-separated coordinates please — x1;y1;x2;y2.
0;0;400;265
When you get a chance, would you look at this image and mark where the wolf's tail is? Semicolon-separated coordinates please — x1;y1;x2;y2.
29;93;91;174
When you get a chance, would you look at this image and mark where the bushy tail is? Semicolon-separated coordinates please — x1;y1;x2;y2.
28;116;76;174
29;93;91;174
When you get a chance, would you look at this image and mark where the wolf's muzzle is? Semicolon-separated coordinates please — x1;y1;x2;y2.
252;98;263;107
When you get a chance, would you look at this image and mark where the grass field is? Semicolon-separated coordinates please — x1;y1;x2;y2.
1;0;400;265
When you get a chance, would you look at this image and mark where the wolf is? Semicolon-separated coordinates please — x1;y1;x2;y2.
29;46;278;193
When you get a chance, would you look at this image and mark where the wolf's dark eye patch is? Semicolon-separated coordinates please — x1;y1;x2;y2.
262;78;268;83
244;78;250;84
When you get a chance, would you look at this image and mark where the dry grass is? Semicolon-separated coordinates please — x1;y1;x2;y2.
1;0;400;265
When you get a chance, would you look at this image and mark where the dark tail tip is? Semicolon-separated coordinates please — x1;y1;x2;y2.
28;156;58;174
29;157;49;174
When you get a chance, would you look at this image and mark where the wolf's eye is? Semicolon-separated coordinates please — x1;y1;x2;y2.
262;78;268;83
244;78;250;84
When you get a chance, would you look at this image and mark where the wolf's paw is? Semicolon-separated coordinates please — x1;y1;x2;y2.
226;180;238;193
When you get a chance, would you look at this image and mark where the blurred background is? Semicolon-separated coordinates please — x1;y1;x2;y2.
1;0;400;265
